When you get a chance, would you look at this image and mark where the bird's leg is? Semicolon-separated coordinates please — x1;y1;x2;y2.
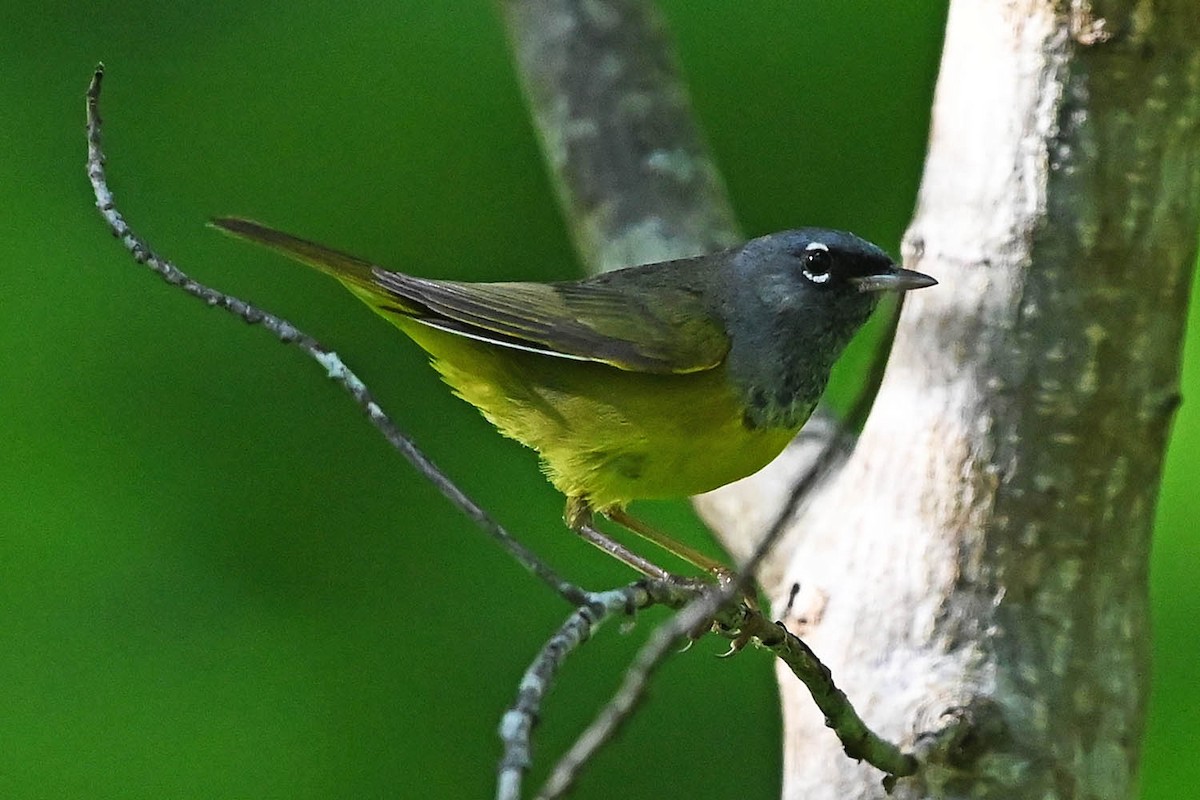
564;497;674;581
568;500;757;643
604;507;759;614
603;507;732;578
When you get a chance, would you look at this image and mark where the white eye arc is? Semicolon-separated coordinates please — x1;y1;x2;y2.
801;241;832;284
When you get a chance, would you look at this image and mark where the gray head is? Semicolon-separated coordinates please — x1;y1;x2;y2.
721;228;936;430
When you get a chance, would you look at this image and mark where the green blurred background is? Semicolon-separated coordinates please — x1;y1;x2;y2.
2;2;1195;798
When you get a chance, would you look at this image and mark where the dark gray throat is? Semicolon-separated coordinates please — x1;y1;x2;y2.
738;367;827;431
733;294;880;431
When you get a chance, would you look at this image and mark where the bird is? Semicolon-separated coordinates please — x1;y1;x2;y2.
211;217;936;581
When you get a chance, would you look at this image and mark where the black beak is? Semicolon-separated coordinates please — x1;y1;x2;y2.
851;267;938;293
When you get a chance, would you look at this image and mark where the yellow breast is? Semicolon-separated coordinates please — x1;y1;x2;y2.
396;319;799;510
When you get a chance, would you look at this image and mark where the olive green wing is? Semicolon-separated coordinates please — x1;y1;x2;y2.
211;216;729;374
372;271;729;374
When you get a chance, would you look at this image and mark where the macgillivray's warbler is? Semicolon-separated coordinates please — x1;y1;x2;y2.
211;218;936;580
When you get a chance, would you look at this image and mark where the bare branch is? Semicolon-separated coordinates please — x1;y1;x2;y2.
535;589;728;800
539;576;919;799
736;613;918;787
498;0;740;271
497;583;649;800
84;64;587;607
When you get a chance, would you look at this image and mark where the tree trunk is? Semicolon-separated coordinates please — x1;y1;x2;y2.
699;2;1200;797
504;0;1200;797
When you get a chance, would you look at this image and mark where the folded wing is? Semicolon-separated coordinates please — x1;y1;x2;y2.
374;272;728;374
212;217;730;374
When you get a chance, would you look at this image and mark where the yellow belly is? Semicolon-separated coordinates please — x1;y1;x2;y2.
396;319;800;510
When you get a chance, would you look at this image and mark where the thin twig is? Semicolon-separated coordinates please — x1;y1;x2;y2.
535;586;728;800
84;64;587;607
735;616;918;788
497;589;637;800
495;579;704;800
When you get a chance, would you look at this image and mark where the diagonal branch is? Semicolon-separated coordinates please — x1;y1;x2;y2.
537;580;919;799
84;64;587;607
498;0;740;271
497;583;651;800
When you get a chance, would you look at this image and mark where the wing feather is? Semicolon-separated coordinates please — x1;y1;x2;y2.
372;270;729;374
210;217;729;374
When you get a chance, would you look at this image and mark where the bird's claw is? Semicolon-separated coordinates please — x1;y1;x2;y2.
710;566;759;612
715;629;754;657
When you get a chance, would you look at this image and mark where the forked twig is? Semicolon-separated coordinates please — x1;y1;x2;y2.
496;580;694;800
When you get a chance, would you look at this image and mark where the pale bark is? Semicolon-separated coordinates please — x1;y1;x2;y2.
504;0;1200;797
700;2;1200;797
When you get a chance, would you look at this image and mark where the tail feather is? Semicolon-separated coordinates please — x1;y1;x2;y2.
209;217;380;293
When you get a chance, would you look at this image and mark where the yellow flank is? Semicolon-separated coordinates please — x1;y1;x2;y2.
392;316;797;510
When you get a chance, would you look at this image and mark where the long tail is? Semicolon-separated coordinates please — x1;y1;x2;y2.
209;217;381;294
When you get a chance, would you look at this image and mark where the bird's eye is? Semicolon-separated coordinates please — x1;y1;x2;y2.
800;242;833;284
